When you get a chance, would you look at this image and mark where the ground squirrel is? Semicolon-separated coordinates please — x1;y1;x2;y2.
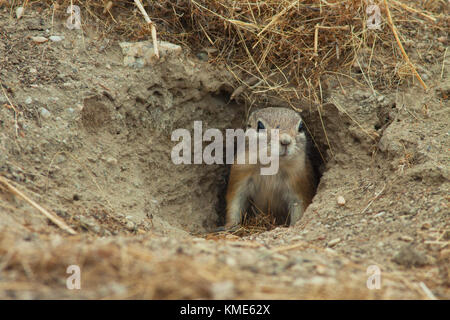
225;107;318;229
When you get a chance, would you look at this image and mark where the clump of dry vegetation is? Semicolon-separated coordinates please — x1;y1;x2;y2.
8;0;445;106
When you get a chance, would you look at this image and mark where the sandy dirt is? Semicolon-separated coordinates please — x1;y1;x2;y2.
0;4;448;299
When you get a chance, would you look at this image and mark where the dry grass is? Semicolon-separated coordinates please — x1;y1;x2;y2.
0;228;424;299
5;0;447;107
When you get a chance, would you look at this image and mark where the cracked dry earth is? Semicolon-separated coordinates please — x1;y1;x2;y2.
0;7;449;299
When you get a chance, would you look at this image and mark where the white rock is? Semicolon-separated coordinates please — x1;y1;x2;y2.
106;156;118;166
49;35;64;42
25;97;32;105
337;196;346;206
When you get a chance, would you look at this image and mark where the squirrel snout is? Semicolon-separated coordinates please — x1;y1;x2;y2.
280;134;292;146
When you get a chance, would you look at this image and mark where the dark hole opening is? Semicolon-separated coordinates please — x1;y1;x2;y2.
214;107;327;234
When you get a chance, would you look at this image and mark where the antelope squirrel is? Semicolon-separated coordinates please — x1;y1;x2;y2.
225;107;318;229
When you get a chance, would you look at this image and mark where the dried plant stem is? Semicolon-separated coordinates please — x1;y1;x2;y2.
257;0;297;36
133;0;159;58
1;86;19;137
391;0;437;23
361;183;386;214
0;176;77;235
383;0;427;90
441;47;447;80
316;25;350;30
313;24;319;57
419;282;437;300
331;98;377;142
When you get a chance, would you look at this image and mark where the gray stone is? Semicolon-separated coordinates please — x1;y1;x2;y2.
39;107;51;119
392;245;428;268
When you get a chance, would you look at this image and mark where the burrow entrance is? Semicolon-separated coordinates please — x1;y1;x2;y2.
77;77;357;236
122;84;338;235
8;50;378;237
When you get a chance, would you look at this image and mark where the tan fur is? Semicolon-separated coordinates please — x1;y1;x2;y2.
225;107;316;228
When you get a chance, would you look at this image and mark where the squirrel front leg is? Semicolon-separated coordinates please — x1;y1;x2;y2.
225;168;251;230
288;200;304;226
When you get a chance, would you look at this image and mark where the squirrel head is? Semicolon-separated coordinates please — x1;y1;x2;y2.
247;107;308;159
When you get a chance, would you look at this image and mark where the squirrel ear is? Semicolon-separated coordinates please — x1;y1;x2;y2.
257;120;265;131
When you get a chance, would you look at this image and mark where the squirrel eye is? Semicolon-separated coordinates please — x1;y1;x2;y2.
257;121;265;131
298;121;304;132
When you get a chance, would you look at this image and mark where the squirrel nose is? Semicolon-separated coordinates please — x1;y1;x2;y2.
280;134;292;146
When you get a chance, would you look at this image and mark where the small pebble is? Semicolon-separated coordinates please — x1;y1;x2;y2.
106;156;118;166
39;107;51;119
55;154;66;164
374;211;385;218
328;238;341;247
31;36;48;43
421;222;431;230
315;264;327;275
196;52;209;61
337;196;346;206
49;35;64;42
125;221;135;231
25;97;32;105
399;235;414;242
